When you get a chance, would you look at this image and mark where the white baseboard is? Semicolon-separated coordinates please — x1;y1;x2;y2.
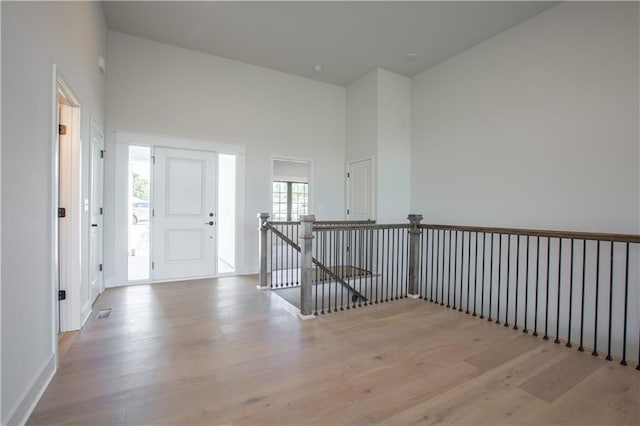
80;300;92;327
4;354;56;426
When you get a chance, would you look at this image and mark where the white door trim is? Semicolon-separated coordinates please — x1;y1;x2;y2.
55;71;85;332
89;118;105;301
115;130;245;155
346;156;375;220
110;131;247;285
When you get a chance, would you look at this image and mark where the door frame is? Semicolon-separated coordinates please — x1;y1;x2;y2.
346;156;375;220
112;131;246;286
51;66;84;345
89;118;105;300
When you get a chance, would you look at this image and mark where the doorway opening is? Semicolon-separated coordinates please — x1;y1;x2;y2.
55;75;83;338
125;144;237;282
127;145;152;281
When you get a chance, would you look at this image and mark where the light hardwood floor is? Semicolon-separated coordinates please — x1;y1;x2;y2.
29;275;639;425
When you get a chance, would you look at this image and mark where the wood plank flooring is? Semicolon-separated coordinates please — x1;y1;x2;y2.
28;275;639;425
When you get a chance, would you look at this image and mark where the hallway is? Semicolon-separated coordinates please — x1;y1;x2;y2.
28;276;638;425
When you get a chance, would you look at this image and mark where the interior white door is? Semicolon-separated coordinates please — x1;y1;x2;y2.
153;147;217;280
347;158;374;220
89;122;104;305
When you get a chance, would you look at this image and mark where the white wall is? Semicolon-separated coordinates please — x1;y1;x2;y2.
345;70;378;163
1;2;107;424
377;69;411;223
105;31;345;280
410;2;639;361
411;1;639;234
345;69;411;223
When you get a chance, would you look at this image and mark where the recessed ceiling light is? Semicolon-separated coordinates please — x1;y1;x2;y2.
405;53;417;61
312;65;323;73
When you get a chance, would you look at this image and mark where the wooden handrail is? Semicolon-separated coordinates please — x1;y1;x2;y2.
420;223;640;243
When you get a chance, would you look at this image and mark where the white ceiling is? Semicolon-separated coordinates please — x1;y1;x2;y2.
102;1;557;87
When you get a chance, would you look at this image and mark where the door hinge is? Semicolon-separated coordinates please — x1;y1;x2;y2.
99;207;103;215
100;149;105;159
58;207;66;218
347;172;350;178
58;290;66;301
99;264;103;272
58;124;67;135
347;209;350;215
152;209;155;217
151;261;155;269
151;156;156;165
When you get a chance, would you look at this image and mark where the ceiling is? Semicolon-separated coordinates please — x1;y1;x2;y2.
102;1;557;87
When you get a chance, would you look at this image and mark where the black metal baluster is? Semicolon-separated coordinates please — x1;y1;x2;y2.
488;233;494;321
496;234;502;324
433;230;438;303
452;231;458;310
270;228;273;288
544;237;551;340
440;229;445;305
447;230;452;307
523;235;530;333
554;238;562;344
592;241;601;356
460;231;465;312
345;229;356;309
422;229;427;301
419;229;425;299
578;240;586;351
505;234;511;327
287;224;296;285
466;231;472;315
340;229;345;310
472;232;478;317
386;228;391;302
337;229;342;311
565;239;574;346
361;228;367;307
533;237;541;336
320;231;325;314
472;232;478;316
621;242;629;365
606;242;614;360
375;229;380;304
400;227;405;297
480;232;486;319
314;228;319;315
390;228;395;300
327;231;333;313
514;235;520;330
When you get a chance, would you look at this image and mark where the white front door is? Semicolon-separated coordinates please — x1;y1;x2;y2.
89;121;104;305
153;147;218;280
347;158;374;220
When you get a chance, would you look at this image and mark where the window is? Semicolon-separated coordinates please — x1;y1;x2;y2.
273;181;308;221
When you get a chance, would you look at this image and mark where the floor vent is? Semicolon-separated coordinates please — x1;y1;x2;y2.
97;309;112;319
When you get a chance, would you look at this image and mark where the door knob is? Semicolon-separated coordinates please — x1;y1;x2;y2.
205;221;215;226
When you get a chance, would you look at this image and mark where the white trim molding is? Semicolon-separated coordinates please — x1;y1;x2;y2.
115;130;246;155
3;354;56;426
